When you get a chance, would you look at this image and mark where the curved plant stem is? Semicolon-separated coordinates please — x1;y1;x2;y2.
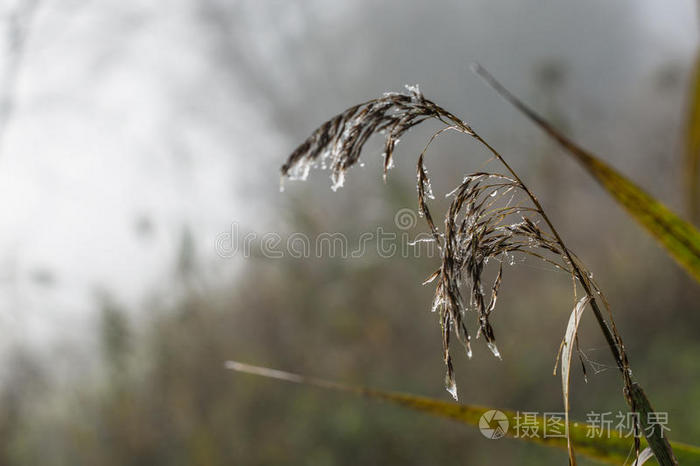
471;64;677;465
470;132;677;465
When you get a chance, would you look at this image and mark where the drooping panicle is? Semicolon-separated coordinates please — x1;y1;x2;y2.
427;173;578;392
281;90;579;399
281;86;471;189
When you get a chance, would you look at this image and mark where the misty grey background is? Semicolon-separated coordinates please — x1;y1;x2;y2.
0;0;698;464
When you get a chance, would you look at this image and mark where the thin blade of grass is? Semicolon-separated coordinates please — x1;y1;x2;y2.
473;64;700;284
635;447;655;465
560;295;591;465
684;52;700;224
225;360;700;465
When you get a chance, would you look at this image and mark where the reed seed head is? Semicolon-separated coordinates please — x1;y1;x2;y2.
282;88;599;401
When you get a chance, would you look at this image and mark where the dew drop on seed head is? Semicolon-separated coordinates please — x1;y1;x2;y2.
423;179;435;200
331;171;345;192
288;162;310;182
445;377;458;401
405;83;423;103
487;341;502;360
431;296;443;313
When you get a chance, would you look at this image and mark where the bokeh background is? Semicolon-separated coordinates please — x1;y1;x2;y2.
0;0;698;464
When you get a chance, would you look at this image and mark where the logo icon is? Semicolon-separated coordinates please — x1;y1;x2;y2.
479;410;509;439
394;208;417;230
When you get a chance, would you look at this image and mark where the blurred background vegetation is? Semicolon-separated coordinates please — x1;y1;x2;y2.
0;0;698;464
